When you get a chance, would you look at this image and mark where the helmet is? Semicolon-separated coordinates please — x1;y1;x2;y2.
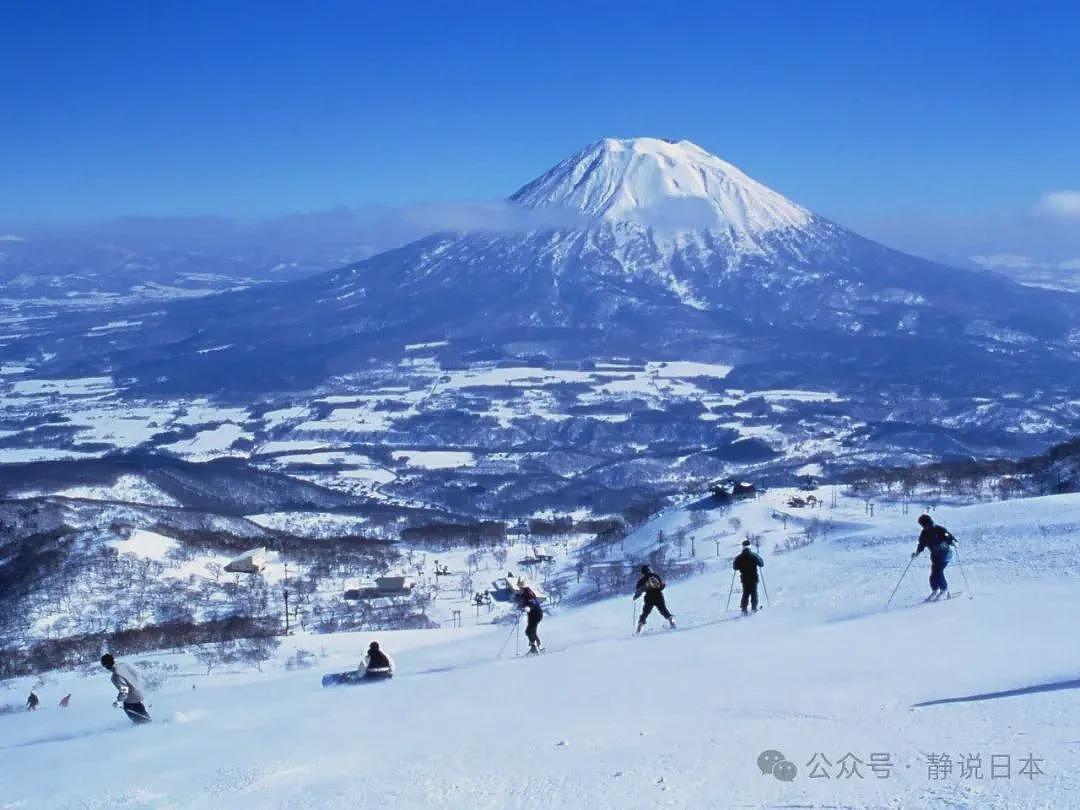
917;514;934;527
742;540;751;547
368;641;380;652
100;653;114;669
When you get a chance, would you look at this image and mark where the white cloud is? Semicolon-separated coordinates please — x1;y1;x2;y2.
0;234;25;242
1035;190;1080;218
970;253;1038;270
384;200;591;234
1059;258;1080;271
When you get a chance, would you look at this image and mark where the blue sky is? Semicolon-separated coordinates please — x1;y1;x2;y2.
2;0;1079;246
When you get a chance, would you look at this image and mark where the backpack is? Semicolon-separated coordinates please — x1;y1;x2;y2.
367;649;391;670
645;573;664;591
920;526;954;564
933;526;956;548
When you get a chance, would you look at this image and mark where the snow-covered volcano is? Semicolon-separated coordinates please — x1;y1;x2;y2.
9;137;1079;397
511;137;812;239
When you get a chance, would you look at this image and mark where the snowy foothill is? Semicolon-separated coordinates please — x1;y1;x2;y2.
2;487;1078;808
391;449;476;470
160;423;251;462
107;528;181;560
9;376;115;397
0;354;1066;511
245;511;378;539
23;474;183;507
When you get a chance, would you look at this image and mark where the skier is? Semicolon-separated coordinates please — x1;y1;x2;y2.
361;641;395;681
517;581;544;654
633;565;675;633
25;691;39;711
732;540;765;614
100;654;151;724
912;514;957;600
59;693;71;708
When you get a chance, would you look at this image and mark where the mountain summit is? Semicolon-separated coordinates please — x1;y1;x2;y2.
511;137;811;238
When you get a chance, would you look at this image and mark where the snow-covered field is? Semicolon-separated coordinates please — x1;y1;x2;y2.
3;491;1078;808
0;359;843;466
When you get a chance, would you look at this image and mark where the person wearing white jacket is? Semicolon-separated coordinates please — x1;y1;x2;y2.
101;654;151;724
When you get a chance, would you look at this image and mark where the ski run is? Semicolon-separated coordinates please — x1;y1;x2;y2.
2;486;1079;809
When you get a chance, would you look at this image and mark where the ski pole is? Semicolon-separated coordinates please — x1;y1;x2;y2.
515;613;520;657
760;570;769;605
885;556;916;609
725;570;736;611
497;619;518;659
953;546;973;596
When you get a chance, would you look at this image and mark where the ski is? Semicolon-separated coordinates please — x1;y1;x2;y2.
321;670;394;687
907;591;964;610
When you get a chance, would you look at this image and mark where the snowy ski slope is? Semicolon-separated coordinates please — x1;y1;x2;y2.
2;492;1078;808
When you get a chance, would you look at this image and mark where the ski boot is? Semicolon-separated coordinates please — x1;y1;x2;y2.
668;616;677;629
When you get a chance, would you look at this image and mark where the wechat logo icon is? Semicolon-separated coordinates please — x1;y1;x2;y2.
758;749;798;782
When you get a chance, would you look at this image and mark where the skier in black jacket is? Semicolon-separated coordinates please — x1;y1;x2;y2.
362;641;395;681
517;582;544;654
634;565;675;632
733;540;765;614
912;514;957;600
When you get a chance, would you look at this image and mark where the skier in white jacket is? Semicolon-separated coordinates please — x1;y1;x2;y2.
101;654;151;724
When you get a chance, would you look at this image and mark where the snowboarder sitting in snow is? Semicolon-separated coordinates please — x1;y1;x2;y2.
912;514;957;601
101;653;151;724
361;641;395;681
634;565;675;633
733;540;765;614
516;582;544;654
25;691;38;712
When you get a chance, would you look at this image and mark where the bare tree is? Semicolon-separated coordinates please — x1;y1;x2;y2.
545;579;567;606
235;636;281;673
542;559;557;586
673;528;688;558
458;572;474;599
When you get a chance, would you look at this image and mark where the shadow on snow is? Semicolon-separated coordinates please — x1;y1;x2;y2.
913;678;1080;708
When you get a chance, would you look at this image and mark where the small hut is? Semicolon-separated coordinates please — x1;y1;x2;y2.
709;477;756;502
224;547;268;574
